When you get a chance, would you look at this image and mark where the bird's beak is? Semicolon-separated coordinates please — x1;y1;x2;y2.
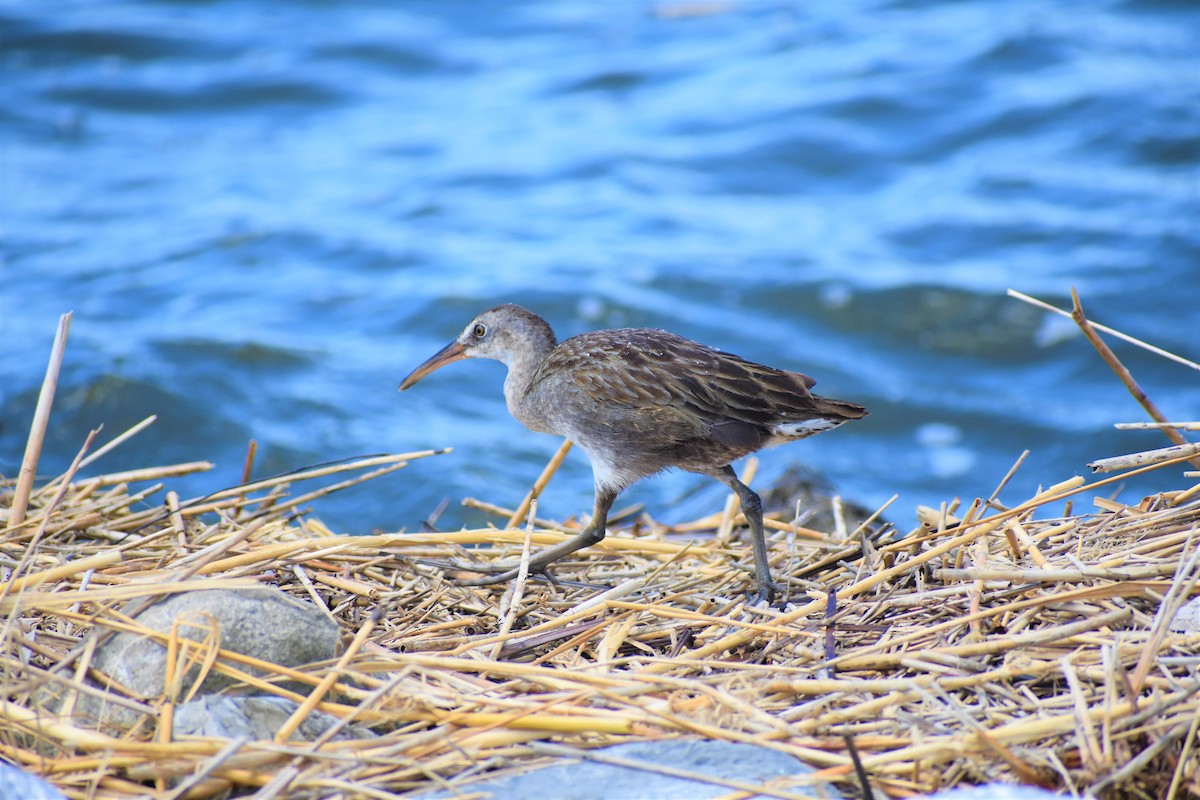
399;341;467;391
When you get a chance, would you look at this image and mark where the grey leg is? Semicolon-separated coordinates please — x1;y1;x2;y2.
715;465;779;604
456;487;618;586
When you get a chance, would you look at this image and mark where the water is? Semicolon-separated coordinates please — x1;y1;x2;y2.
3;1;1199;535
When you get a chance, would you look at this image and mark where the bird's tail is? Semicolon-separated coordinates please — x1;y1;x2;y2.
813;395;869;421
771;395;868;439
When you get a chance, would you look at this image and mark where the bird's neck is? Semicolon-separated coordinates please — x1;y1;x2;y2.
502;331;557;433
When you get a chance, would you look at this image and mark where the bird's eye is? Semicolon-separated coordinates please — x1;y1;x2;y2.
472;324;487;338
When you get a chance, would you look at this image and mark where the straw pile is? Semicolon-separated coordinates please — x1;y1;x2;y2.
4;298;1200;799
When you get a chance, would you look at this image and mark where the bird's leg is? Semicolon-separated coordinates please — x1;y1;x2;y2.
717;466;781;604
455;488;618;586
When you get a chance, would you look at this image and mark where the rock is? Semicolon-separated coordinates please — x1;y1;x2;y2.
760;465;881;533
916;785;1063;800
1170;596;1200;633
173;695;376;742
72;586;341;733
0;761;66;800
424;740;834;800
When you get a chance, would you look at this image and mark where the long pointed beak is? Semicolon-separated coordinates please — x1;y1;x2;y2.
399;341;466;391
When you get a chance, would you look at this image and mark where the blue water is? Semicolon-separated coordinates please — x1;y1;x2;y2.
3;1;1199;534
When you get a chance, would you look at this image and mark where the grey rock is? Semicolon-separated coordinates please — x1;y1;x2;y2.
761;465;882;533
1170;596;1200;633
426;740;838;800
0;761;66;800
917;786;1069;800
73;586;340;732
173;695;376;742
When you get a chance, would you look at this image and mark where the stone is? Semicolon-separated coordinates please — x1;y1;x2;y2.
916;785;1063;800
173;695;376;742
0;761;66;800
72;586;341;733
1169;596;1200;633
424;740;836;800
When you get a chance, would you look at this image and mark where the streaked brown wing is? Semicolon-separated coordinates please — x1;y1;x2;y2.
540;329;826;429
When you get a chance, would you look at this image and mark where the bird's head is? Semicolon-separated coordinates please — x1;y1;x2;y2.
399;304;556;391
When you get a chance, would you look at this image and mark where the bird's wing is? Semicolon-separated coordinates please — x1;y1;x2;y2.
541;329;825;438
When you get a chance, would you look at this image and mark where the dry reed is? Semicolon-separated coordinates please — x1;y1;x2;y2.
3;293;1198;799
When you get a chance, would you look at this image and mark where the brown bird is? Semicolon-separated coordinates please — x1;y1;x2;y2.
399;304;867;602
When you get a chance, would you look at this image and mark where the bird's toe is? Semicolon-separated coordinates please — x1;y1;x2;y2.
747;579;782;607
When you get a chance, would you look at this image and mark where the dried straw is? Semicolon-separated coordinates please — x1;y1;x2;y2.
3;295;1198;798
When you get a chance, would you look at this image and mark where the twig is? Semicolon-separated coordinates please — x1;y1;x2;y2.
9;312;72;529
847;494;898;541
1070;288;1200;469
988;450;1029;506
493;499;537;660
237;439;259;518
1008;289;1200;373
1116;422;1200;431
77;415;156;471
70;462;215;488
1088;443;1200;473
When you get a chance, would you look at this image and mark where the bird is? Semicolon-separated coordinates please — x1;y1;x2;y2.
399;304;867;603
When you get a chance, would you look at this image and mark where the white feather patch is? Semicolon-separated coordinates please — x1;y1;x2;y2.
773;418;844;438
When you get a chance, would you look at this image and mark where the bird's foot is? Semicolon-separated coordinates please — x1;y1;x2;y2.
451;562;558;587
746;578;783;607
455;570;608;592
455;568;520;587
442;556;530;575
